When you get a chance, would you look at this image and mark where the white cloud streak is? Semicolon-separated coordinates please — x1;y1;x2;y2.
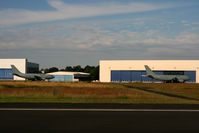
1;23;199;62
1;24;199;51
0;0;175;27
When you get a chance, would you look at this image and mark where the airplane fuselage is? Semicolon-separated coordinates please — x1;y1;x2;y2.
145;65;190;83
11;65;54;81
14;73;54;80
149;74;190;83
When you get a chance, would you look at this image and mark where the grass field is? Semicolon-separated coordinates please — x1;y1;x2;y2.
0;81;199;104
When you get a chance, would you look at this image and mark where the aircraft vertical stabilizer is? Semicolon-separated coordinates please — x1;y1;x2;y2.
11;65;23;76
144;65;155;76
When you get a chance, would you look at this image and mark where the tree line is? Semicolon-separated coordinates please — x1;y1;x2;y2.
41;65;99;80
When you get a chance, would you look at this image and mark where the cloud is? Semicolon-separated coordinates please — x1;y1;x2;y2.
192;27;199;31
145;30;157;36
168;22;176;24
181;20;188;23
1;23;199;51
1;23;199;66
192;22;199;25
0;0;176;27
184;24;190;26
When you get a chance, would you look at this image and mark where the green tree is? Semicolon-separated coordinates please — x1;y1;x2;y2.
90;66;99;80
73;65;83;72
84;65;95;73
48;67;59;73
40;68;49;73
65;66;73;71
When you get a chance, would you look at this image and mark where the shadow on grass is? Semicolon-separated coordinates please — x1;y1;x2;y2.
123;84;199;101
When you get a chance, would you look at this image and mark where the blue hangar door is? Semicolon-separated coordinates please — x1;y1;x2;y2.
0;69;13;80
111;70;196;83
111;70;148;82
184;71;196;83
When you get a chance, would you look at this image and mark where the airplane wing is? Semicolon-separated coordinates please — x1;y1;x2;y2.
175;77;184;83
169;76;183;83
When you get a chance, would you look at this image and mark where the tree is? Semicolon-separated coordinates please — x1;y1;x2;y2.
43;65;99;81
40;68;49;73
90;66;99;80
84;65;95;73
73;65;83;72
48;67;59;73
65;66;73;71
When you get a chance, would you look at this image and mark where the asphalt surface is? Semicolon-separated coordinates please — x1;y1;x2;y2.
1;104;199;133
2;103;199;109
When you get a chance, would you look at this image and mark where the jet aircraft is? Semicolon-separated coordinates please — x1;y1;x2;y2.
11;65;54;81
144;65;190;83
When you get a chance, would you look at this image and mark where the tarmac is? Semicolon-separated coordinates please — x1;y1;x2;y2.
1;103;199;133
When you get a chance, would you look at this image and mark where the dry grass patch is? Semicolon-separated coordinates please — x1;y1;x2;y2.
126;83;199;99
0;81;198;104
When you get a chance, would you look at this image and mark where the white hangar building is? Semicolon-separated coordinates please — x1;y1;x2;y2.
48;71;90;82
0;59;39;80
100;60;199;83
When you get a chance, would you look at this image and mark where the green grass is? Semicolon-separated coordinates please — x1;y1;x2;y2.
0;97;197;104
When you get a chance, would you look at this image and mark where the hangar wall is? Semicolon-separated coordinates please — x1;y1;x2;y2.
100;60;199;83
48;71;90;81
48;71;74;81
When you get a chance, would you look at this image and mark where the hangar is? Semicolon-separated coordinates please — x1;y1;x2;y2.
48;71;90;81
0;59;39;80
100;60;199;83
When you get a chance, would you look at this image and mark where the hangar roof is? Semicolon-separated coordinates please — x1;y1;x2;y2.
47;71;89;76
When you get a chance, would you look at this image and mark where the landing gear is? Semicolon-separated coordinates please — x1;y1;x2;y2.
166;79;179;83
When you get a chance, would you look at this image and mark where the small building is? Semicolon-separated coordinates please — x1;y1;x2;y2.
48;71;90;81
0;59;39;80
100;60;199;83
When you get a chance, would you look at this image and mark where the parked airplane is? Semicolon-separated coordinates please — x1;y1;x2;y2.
11;65;54;81
144;65;190;83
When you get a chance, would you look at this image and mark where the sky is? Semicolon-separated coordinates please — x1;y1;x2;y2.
0;0;199;69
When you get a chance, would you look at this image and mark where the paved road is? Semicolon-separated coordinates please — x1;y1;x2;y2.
2;103;199;109
0;108;199;133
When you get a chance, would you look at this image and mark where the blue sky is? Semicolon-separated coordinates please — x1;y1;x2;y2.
0;0;199;68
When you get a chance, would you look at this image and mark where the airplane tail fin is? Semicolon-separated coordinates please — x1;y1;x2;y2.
11;65;23;76
144;65;156;77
